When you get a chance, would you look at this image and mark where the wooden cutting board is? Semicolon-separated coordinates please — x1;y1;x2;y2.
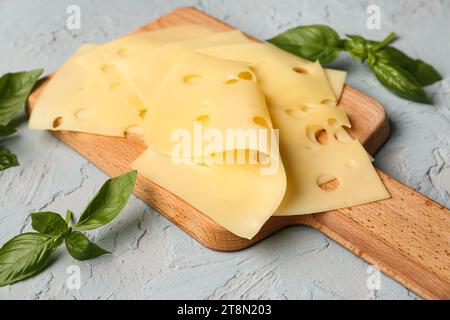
27;7;449;300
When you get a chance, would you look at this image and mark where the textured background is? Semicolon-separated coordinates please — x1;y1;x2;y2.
0;0;449;300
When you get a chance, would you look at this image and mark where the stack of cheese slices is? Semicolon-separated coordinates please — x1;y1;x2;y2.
29;25;390;239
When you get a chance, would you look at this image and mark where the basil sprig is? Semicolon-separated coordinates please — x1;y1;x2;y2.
268;26;442;104
0;69;43;172
0;170;137;287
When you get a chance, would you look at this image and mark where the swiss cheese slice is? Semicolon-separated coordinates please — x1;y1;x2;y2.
133;52;286;239
74;25;217;113
29;48;143;136
270;104;389;214
143;52;274;158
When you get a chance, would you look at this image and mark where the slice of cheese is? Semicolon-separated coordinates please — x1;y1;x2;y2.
133;52;286;239
29;46;143;136
257;57;389;214
116;31;252;109
133;148;286;239
325;69;347;100
270;104;389;215
143;52;274;158
74;25;217;113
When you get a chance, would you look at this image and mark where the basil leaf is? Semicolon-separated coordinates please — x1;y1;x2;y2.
0;233;62;287
369;58;430;104
72;171;137;230
343;35;368;61
0;147;19;172
31;212;68;236
375;46;442;87
65;231;109;261
0;125;16;137
268;25;343;64
0;69;43;126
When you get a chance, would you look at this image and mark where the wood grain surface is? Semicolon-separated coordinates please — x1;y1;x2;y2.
27;7;450;300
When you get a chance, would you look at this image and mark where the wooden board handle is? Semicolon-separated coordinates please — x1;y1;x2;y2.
230;171;450;299
304;172;450;299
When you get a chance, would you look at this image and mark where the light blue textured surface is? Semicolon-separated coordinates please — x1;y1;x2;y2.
0;0;448;299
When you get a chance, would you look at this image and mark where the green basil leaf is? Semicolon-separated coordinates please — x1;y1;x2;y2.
0;125;16;137
64;231;109;261
267;25;343;64
343;35;369;61
72;171;137;230
375;46;442;87
0;147;19;172
31;212;68;236
0;232;62;287
0;69;43;126
369;58;430;104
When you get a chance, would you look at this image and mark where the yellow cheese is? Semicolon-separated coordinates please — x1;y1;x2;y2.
196;42;337;106
133;148;286;239
132;52;286;239
324;69;347;99
30;26;219;136
116;31;252;108
143;52;274;157
270;105;389;215
74;25;217;113
29;46;143;136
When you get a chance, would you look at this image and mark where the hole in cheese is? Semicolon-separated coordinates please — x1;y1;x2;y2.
52;117;63;129
327;118;337;126
300;105;315;112
316;129;328;145
252;116;269;128
225;78;238;84
238;71;253;80
195;114;210;123
101;64;115;73
138;109;147;118
334;126;353;143
321;98;336;106
306;125;328;145
75;108;95;120
293;66;308;74
284;108;307;119
183;74;202;84
117;48;129;57
317;174;340;191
